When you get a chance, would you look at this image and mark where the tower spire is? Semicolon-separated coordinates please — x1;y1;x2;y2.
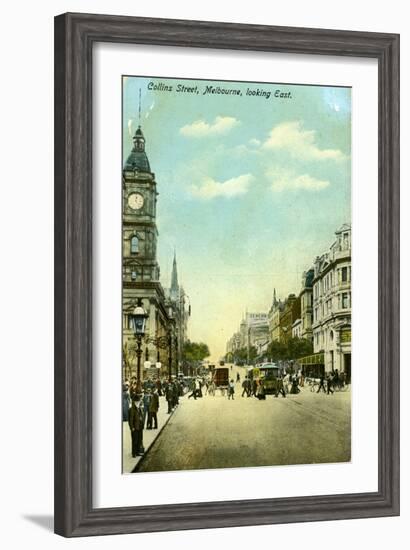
170;250;179;301
138;88;141;126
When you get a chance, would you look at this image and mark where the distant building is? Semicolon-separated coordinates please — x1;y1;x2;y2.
312;224;351;378
226;312;269;362
279;294;301;343
165;252;189;371
268;289;284;342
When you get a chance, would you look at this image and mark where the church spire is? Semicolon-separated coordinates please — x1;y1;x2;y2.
170;250;179;301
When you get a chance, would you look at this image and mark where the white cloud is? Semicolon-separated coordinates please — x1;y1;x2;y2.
263;121;345;161
190;174;253;199
267;169;330;192
249;138;261;147
180;116;240;137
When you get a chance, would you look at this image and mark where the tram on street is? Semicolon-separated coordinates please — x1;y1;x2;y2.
248;363;285;396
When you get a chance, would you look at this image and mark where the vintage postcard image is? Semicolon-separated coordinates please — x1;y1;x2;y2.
121;76;351;474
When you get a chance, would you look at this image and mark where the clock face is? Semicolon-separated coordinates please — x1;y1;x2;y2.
128;192;144;210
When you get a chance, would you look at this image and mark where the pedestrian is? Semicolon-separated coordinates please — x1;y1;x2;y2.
317;374;326;393
155;378;163;396
274;377;287;398
143;388;152;428
165;381;174;413
173;380;180;408
252;379;258;397
188;378;200;399
128;395;144;457
122;382;130;421
241;378;249;397
228;379;235;400
257;380;266;400
290;376;300;394
129;376;139;401
236;372;240;383
327;373;334;395
149;388;159;429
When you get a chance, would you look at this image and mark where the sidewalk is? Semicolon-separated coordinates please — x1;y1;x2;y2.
122;394;185;473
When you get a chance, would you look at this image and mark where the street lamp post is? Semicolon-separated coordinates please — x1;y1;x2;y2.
129;298;149;392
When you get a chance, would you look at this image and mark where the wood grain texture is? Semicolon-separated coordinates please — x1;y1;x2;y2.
54;12;400;537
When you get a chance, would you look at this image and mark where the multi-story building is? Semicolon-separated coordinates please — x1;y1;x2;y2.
226;312;269;362
312;224;351;379
226;332;242;356
299;268;314;342
165;253;190;372
279;294;301;343
268;290;284;342
292;319;302;339
248;320;270;356
122;125;188;381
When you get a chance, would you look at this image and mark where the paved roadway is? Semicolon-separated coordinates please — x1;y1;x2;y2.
137;365;351;472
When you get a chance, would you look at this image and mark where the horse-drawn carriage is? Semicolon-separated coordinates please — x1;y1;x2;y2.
212;366;230;395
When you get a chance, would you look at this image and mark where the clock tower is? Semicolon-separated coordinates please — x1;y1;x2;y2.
122;126;160;283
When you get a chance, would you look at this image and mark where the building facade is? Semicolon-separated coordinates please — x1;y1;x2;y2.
122;126;188;381
226;312;269;363
268;290;284;343
279;294;301;343
311;224;351;379
292;319;302;339
299;268;314;342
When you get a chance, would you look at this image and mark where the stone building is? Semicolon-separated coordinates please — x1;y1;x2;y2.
279;294;301;343
226;312;269;362
292;318;302;339
299;268;314;342
122;125;188;381
268;289;284;342
165;253;189;372
312;224;351;379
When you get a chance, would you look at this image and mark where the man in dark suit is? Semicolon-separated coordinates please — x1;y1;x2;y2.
165;382;174;413
128;396;144;457
149;388;159;429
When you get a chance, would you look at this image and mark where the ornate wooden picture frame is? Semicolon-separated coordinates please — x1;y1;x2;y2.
54;13;400;536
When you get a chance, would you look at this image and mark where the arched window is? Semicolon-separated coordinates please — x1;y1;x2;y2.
131;235;139;254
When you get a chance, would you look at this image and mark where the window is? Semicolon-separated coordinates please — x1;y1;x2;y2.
342;292;349;309
341;266;348;282
343;232;349;249
131;235;139;254
131;271;137;281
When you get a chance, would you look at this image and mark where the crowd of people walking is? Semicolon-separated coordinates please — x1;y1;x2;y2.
123;367;348;458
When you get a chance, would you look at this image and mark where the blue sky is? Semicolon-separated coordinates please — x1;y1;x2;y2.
123;76;351;360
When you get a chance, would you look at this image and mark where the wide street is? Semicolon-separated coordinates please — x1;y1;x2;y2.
136;365;351;472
